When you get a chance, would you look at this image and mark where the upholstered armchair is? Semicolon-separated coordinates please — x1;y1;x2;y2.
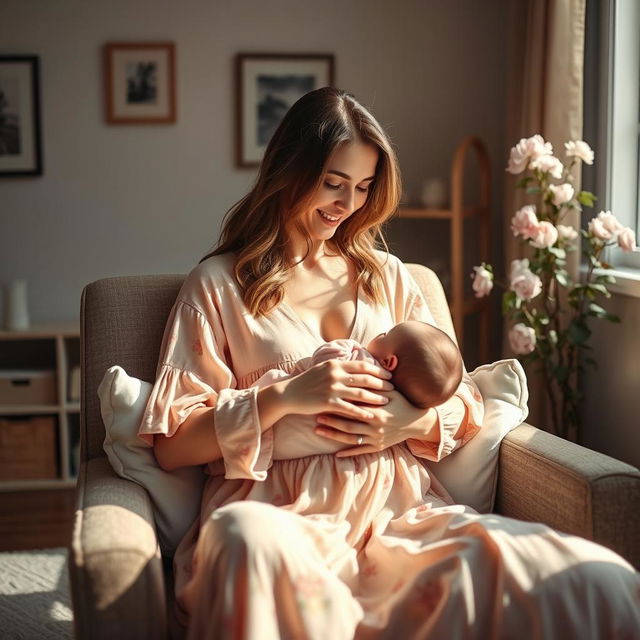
68;264;640;640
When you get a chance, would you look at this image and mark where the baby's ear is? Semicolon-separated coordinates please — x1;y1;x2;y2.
381;354;398;371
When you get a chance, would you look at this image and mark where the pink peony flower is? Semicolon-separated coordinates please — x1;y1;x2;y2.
548;183;575;207
557;224;579;241
529;154;564;179
510;260;542;300
617;227;637;252
588;218;613;241
510;205;540;239
509;258;530;281
506;134;553;174
529;221;559;249
596;210;623;234
564;140;594;165
471;265;494;298
509;323;537;355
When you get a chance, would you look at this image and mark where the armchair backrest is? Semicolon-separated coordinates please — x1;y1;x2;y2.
79;264;454;462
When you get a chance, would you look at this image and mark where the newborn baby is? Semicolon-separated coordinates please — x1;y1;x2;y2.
254;320;463;460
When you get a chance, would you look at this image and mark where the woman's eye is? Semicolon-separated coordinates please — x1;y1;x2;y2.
357;185;370;193
325;182;341;190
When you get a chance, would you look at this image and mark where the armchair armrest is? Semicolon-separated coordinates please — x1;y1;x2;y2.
69;456;168;639
495;423;640;568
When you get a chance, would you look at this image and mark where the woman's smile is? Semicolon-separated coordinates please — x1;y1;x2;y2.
317;209;342;226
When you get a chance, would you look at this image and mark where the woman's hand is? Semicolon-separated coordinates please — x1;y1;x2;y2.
281;358;394;423
314;388;439;457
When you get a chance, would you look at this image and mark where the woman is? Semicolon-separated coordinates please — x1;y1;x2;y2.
139;87;639;639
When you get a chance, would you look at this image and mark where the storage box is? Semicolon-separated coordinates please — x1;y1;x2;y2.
0;370;57;405
0;416;58;480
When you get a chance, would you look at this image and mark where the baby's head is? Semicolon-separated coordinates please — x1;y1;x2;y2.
367;320;463;409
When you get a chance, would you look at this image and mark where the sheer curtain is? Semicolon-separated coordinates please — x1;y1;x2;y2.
503;0;586;431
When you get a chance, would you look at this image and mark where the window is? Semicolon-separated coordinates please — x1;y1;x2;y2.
588;0;640;271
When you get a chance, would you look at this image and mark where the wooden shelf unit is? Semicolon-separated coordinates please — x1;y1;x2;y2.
398;136;491;363
0;322;80;491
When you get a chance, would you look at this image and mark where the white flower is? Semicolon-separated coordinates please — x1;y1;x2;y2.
596;210;623;234
471;265;494;298
588;218;613;241
557;224;579;241
506;134;553;174
617;227;636;252
548;183;575;207
564;140;594;165
529;154;564;179
510;205;540;239
509;323;537;355
510;260;542;300
529;221;559;249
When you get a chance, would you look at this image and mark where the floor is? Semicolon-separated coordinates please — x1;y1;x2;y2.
0;488;75;551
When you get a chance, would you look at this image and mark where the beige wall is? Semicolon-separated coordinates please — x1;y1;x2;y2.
0;0;508;323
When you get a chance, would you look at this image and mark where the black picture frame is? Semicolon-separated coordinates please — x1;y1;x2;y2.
0;55;43;177
235;53;335;168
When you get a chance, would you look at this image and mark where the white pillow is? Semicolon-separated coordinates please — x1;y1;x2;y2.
98;359;527;553
98;366;204;555
424;358;529;513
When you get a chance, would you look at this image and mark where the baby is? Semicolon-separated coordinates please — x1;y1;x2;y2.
254;320;463;460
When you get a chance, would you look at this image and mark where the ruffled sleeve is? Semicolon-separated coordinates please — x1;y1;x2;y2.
138;297;273;481
398;266;484;462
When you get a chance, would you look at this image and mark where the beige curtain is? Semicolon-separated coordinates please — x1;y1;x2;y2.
503;0;586;431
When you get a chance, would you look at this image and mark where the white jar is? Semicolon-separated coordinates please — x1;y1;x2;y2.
3;279;30;330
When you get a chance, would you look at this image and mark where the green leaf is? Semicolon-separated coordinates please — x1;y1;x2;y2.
555;270;569;286
548;247;566;260
595;273;616;285
526;186;541;194
587;283;611;297
502;291;517;315
568;321;591;345
548;329;558;345
516;176;533;189
588;302;608;317
577;191;597;207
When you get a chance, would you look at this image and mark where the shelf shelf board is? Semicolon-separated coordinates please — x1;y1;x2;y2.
0;404;61;415
397;206;486;220
0;478;76;492
64;403;81;413
0;321;79;339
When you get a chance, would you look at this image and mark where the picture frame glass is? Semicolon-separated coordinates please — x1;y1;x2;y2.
111;48;171;119
0;59;40;175
240;57;333;166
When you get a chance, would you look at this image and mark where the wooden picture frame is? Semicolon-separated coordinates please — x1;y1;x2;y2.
235;53;335;168
104;42;176;124
0;55;43;177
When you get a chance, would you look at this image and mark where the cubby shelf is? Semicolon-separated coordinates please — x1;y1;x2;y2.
0;322;80;491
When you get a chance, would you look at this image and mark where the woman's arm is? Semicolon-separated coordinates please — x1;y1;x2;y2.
154;360;392;471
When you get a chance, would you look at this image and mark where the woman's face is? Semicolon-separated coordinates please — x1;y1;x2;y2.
295;139;379;242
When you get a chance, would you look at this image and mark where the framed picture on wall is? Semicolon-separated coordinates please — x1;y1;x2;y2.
0;55;43;177
235;53;335;168
104;42;176;124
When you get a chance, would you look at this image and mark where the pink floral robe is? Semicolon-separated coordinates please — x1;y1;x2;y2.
139;251;640;640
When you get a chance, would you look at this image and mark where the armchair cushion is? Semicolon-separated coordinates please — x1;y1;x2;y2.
99;365;204;555
425;358;529;513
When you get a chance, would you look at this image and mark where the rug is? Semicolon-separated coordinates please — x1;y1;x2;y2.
0;547;73;639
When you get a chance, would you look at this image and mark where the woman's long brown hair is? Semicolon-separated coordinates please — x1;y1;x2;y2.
201;87;402;316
